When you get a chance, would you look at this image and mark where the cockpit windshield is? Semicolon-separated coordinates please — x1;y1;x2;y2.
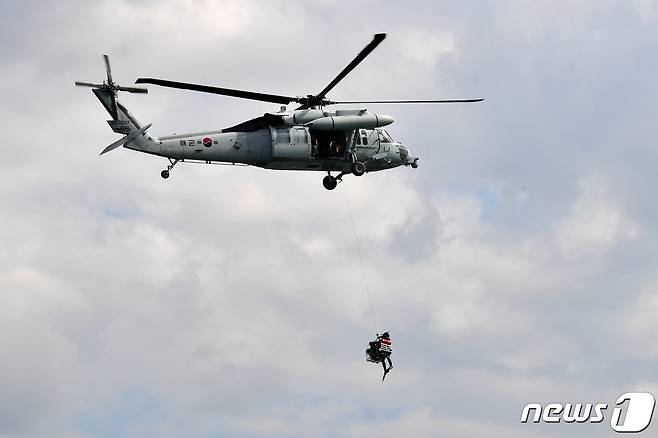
379;129;394;143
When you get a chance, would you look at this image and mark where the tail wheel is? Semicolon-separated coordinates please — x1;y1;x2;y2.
323;175;338;190
351;161;366;177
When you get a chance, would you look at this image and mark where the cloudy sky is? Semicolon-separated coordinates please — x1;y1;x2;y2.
2;1;658;437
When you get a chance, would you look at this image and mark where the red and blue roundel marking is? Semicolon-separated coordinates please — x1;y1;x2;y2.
202;137;212;147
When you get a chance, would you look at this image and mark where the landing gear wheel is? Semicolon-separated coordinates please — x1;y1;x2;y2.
411;159;419;169
322;175;338;190
351;161;366;177
161;158;179;179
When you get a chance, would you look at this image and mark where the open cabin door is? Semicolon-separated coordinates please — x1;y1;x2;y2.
310;130;348;159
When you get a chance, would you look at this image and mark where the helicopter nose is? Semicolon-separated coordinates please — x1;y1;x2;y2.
399;145;409;161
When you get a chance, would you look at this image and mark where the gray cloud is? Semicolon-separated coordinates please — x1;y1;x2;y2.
1;1;657;437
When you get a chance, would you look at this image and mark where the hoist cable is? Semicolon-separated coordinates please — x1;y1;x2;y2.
343;183;378;333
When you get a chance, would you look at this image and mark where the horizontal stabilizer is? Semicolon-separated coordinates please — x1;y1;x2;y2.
100;123;152;155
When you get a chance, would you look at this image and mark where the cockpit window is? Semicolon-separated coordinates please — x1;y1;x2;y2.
378;129;394;143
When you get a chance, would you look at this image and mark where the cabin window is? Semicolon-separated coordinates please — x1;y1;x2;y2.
293;128;308;144
356;131;361;145
277;128;290;143
360;129;368;145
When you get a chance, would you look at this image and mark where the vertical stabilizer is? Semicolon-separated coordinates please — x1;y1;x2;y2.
76;55;158;155
92;88;159;154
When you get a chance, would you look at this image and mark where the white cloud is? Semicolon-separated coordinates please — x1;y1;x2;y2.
1;1;658;437
632;0;658;20
555;174;639;260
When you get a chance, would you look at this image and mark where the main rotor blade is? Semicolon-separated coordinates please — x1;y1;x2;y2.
75;81;104;88
329;98;485;104
117;86;148;94
135;78;296;105
103;54;113;85
310;33;387;107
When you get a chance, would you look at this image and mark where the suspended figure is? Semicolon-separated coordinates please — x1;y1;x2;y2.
366;332;393;381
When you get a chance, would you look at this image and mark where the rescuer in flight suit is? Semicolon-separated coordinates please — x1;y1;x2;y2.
366;332;393;381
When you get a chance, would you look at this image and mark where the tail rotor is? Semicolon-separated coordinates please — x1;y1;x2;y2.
75;54;148;119
103;54;113;86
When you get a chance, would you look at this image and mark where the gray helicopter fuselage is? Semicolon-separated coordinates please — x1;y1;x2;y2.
94;87;419;186
140;125;413;173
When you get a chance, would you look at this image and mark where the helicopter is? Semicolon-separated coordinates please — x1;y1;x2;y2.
76;33;482;190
